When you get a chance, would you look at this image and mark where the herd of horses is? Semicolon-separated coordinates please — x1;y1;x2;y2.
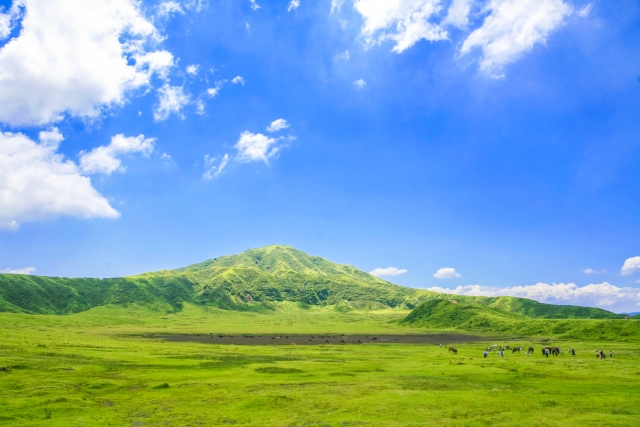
442;343;576;357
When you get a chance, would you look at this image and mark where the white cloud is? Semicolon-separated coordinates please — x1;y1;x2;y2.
232;76;246;86
330;0;344;14
186;64;199;76
0;5;19;39
154;84;190;121
185;0;208;12
349;0;573;75
0;0;174;127
577;3;592;17
0;220;19;230
2;267;36;275
354;78;367;89
79;134;155;175
156;1;184;18
336;50;350;60
370;267;407;277
427;282;640;312
206;79;227;98
433;267;462;279
234;131;284;163
266;119;290;133
195;99;206;115
0;129;119;226
250;0;260;11
584;268;605;274
203;153;229;180
460;0;573;74
621;256;640;276
354;0;448;53
288;0;300;12
443;0;474;28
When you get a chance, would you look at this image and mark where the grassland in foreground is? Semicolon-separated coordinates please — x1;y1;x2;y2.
1;304;639;426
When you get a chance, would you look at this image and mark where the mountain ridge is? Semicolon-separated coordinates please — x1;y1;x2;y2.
0;245;623;320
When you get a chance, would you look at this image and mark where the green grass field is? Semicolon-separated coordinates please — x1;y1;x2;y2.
1;304;639;426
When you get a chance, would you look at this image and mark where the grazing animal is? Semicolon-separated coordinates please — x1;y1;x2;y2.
528;346;534;354
450;347;458;354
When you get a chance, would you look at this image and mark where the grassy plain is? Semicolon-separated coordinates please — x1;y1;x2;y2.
1;304;639;426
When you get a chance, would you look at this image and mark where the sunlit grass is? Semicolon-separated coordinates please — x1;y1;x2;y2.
1;305;638;426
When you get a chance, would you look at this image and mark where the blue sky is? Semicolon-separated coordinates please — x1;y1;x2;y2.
1;0;640;312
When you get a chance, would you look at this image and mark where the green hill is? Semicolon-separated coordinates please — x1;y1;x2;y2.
401;298;637;340
0;245;625;321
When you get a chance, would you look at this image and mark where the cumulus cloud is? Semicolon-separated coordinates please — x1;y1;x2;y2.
353;78;367;89
234;131;285;163
354;0;448;53
0;129;119;227
584;268;605;274
427;282;640;312
79;134;155;175
186;64;199;76
460;0;573;74
433;267;462;279
288;0;300;12
249;0;260;11
154;84;190;121
621;256;640;276
232;76;246;85
0;0;174;126
2;267;36;275
203;154;229;180
266;119;290;133
156;1;184;18
370;267;408;277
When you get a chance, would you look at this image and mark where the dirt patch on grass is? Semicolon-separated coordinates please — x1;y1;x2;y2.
142;333;486;346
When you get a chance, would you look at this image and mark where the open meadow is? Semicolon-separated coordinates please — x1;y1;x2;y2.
1;304;639;426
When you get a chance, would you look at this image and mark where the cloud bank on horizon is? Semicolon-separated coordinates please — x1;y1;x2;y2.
427;282;640;313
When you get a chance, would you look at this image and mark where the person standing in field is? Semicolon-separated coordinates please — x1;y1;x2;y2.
609;350;613;358
484;351;488;358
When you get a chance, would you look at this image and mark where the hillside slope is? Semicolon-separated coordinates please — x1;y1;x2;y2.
402;299;634;339
0;245;624;320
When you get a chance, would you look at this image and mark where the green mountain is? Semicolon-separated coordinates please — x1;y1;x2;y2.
0;245;430;314
0;245;623;321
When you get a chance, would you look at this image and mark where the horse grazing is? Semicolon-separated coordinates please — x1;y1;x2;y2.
450;347;458;354
528;346;534;354
512;346;522;354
